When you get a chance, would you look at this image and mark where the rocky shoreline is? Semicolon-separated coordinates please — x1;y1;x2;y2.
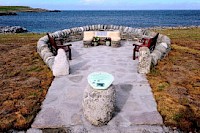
0;12;17;16
0;10;61;16
0;26;28;33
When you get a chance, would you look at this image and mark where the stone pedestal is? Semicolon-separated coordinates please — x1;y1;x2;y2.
138;47;152;74
82;85;115;126
52;49;70;76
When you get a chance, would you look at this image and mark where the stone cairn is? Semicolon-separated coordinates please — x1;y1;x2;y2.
82;84;116;126
37;24;171;73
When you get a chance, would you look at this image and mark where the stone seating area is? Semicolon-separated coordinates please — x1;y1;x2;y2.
32;40;172;132
37;24;171;72
32;24;172;132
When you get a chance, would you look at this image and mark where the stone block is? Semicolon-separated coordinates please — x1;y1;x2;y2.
83;84;116;126
80;27;84;32
119;26;123;31
103;25;107;30
37;42;48;53
89;25;92;30
123;27;129;32
40;47;51;59
135;29;143;35
65;29;71;34
110;25;114;29
75;27;79;32
97;24;101;30
61;30;68;37
93;25;97;30
161;35;171;45
38;36;48;42
100;24;103;29
153;49;163;59
85;25;89;31
27;128;42;133
52;49;70;76
127;27;133;33
150;51;161;66
83;26;87;31
43;52;54;62
155;42;169;58
46;56;55;70
107;25;111;30
138;47;152;74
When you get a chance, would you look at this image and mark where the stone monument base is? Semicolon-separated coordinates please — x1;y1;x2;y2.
82;84;116;126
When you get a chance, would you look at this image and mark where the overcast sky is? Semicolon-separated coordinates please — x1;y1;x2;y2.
0;0;200;10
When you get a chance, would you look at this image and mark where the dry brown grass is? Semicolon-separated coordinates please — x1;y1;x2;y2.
0;33;53;131
147;28;200;132
0;28;199;132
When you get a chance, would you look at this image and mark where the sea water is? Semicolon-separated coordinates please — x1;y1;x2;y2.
0;10;199;33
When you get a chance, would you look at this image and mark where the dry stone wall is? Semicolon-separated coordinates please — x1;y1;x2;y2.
37;24;171;71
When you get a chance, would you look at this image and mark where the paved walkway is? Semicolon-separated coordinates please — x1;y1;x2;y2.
30;41;168;133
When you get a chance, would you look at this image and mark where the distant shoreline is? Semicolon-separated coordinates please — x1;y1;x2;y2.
0;25;199;34
0;6;61;16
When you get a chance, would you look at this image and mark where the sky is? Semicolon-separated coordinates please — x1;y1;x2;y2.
0;0;200;10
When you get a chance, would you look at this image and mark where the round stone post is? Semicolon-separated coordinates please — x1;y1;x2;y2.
82;72;115;126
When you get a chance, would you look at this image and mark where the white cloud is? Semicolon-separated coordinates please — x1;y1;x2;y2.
80;0;105;5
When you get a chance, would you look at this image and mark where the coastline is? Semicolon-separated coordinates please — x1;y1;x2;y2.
0;6;61;16
0;25;199;34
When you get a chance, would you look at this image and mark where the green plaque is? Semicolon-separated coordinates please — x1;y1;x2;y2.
87;72;114;90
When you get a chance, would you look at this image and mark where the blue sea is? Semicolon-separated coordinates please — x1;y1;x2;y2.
0;10;200;33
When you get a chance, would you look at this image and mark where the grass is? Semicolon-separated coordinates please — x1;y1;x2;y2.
0;28;199;132
0;6;30;12
147;28;200;132
0;33;53;131
0;6;47;13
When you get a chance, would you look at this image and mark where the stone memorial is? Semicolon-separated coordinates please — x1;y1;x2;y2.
83;72;115;126
52;49;70;76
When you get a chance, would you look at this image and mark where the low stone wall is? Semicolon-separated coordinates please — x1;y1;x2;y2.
37;24;171;70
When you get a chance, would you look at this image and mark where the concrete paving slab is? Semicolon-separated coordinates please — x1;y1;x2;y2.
32;41;166;132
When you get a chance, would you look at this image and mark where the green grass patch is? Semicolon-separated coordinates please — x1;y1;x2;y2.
0;6;31;12
157;82;169;91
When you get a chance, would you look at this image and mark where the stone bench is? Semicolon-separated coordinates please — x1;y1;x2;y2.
83;31;121;48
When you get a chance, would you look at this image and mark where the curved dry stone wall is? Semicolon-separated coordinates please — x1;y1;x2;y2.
37;24;171;70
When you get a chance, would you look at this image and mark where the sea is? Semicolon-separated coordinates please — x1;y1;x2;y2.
0;10;200;33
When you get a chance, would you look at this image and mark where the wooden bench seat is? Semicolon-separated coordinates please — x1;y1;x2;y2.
47;33;72;60
133;33;159;60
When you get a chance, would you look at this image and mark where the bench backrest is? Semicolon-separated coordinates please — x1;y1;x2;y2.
107;31;121;41
148;33;159;52
83;31;95;41
47;33;58;55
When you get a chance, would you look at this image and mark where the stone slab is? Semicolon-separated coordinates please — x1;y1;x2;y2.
32;40;165;132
